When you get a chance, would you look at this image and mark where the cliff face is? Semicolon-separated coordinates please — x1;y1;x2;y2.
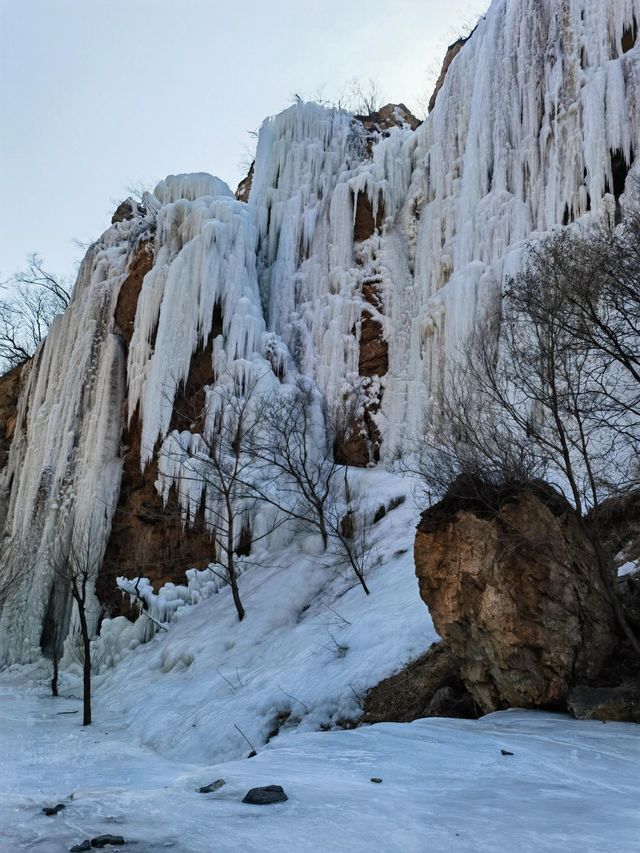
414;483;619;712
1;0;640;663
0;365;24;475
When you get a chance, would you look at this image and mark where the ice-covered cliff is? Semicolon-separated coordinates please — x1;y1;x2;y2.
1;0;640;664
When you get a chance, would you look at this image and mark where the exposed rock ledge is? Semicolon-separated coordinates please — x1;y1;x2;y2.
414;478;619;714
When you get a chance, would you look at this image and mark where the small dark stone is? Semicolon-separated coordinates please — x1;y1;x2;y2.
242;785;288;805
43;803;65;815
197;779;225;793
501;749;514;756
370;777;383;784
70;843;91;852
90;836;126;848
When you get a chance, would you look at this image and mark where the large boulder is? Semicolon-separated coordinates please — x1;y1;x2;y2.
414;478;618;713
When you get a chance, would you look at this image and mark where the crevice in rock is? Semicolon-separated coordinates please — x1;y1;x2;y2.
353;192;384;242
114;240;155;346
622;19;638;54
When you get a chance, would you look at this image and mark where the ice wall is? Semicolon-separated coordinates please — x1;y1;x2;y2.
0;176;294;664
1;0;640;664
250;0;640;453
0;220;138;664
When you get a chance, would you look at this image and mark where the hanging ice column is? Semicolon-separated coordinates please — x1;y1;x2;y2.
388;0;640;450
127;174;290;537
248;100;416;460
246;1;640;460
0;213;144;665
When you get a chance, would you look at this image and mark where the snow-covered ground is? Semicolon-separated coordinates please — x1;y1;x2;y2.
1;470;639;851
1;669;639;853
76;470;432;764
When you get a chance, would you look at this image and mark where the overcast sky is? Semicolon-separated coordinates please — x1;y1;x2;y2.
1;0;489;281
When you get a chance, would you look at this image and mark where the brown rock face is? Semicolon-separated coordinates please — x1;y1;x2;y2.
114;241;154;345
353;192;385;243
98;408;215;619
414;480;618;712
428;38;468;114
111;199;146;224
235;162;254;204
590;490;640;569
362;642;477;724
567;681;640;723
98;241;217;618
335;281;388;467
0;364;25;472
355;103;421;133
358;312;388;377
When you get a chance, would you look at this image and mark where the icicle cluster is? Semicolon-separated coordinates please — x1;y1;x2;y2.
0;213;143;664
248;0;640;453
1;0;640;663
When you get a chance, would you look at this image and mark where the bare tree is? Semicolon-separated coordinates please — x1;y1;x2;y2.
0;254;70;371
161;373;373;601
124;180;156;205
157;370;288;621
49;529;102;724
419;213;640;655
507;209;640;437
350;77;384;116
38;578;70;698
251;379;372;594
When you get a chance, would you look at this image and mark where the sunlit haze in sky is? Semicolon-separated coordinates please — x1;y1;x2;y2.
1;0;489;281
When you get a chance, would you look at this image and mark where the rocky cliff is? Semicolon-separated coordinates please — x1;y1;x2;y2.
1;0;640;664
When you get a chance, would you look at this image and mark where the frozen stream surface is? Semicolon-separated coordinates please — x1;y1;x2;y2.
1;670;639;853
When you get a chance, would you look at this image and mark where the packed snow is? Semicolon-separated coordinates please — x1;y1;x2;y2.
1;669;638;853
2;471;637;851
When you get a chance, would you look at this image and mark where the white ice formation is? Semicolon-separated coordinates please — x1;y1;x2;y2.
1;0;640;662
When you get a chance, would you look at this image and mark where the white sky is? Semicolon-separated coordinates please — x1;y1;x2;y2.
0;0;489;280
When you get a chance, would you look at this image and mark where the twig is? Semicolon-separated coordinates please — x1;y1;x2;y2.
277;684;310;713
140;609;169;632
217;669;237;694
327;605;352;626
348;682;364;703
206;566;230;587
234;723;257;753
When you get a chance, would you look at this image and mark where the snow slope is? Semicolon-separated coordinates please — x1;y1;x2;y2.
1;669;638;853
91;470;433;764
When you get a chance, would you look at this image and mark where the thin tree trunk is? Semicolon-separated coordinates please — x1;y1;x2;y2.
319;515;328;549
228;553;245;621
344;545;370;595
82;634;92;726
51;650;59;698
226;520;245;621
351;562;370;595
77;607;92;725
